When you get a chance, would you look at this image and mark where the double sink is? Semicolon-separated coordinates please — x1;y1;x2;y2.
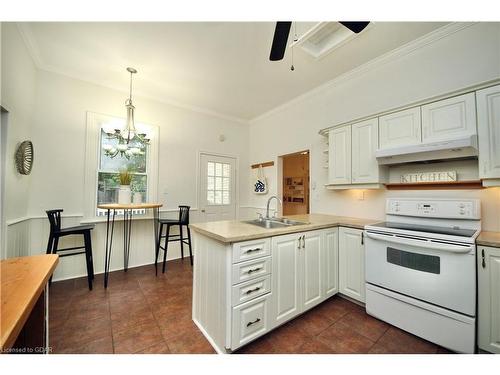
244;217;309;229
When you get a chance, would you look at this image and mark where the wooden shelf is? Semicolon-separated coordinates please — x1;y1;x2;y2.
385;180;483;190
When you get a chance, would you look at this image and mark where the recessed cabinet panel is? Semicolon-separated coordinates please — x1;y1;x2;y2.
271;233;301;327
421;93;477;143
352;118;380;184
302;231;322;311
339;227;365;303
231;293;271;350
477;85;500;181
323;228;339;298
478;246;500;354
379;107;421;149
328;125;351;185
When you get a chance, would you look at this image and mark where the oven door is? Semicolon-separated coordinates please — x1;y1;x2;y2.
364;230;476;316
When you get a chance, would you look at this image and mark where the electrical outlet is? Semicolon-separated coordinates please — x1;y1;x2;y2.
358;190;365;201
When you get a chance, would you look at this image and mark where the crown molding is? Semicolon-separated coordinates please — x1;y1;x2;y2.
15;23;250;125
249;22;477;124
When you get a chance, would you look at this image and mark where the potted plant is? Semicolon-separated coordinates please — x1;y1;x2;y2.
118;169;132;204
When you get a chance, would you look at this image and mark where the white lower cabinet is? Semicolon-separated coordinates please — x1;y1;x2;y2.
231;293;271;350
338;227;365;303
302;231;323;311
271;232;302;327
192;226;342;352
478;245;500;353
271;228;338;328
323;228;339;298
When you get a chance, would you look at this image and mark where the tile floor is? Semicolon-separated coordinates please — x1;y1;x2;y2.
49;258;452;354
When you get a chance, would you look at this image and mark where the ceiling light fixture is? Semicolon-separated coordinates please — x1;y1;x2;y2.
102;67;150;159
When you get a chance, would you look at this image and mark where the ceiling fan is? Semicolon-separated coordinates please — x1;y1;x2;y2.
269;21;370;61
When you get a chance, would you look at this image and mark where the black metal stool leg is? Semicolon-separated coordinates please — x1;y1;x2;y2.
46;234;54;255
179;224;184;260
49;237;59;285
84;231;93;290
162;224;170;273
156;223;163;276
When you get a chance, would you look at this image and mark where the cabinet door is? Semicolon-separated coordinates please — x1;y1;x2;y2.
271;233;302;327
323;228;339;298
338;227;365;303
478;246;500;354
328;125;351;185
477;85;500;180
421;92;477;143
379;107;421;149
302;230;323;311
351;118;380;184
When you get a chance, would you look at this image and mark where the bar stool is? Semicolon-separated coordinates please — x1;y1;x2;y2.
46;209;95;290
156;205;193;274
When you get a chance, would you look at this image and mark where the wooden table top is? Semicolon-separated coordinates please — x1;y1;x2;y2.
97;203;163;210
1;254;59;351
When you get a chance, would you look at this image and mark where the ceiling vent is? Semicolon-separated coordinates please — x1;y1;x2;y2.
291;22;372;59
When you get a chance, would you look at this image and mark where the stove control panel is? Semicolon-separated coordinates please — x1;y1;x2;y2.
386;198;480;219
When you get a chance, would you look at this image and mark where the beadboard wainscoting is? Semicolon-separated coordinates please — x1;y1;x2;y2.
5;206;262;281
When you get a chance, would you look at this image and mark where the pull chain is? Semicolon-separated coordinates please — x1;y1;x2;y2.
291;23;298;71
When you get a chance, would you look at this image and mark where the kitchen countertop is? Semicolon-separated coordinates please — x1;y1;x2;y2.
189;214;380;243
477;231;500;248
1;254;59;351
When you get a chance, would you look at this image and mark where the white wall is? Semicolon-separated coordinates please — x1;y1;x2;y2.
248;22;500;232
1;23;38;260
1;23;37;222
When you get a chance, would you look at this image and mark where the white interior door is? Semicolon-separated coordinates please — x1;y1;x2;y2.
199;153;237;222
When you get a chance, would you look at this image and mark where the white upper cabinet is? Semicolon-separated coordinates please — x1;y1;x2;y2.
379;107;421;150
421;93;477;143
477;84;500;185
328;125;351;185
352;118;380;184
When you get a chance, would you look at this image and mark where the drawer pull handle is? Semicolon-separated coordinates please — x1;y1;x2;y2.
245;248;262;254
245;287;261;295
246;318;261;327
247;267;262;274
482;249;486;269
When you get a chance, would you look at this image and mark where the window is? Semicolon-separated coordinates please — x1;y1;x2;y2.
96;129;148;216
84;112;158;220
207;161;231;205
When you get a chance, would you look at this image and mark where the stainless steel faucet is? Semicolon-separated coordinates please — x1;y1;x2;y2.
266;195;282;219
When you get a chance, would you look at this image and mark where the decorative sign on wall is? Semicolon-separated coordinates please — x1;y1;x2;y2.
401;170;457;183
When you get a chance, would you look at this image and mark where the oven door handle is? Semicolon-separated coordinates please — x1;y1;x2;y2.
364;232;474;253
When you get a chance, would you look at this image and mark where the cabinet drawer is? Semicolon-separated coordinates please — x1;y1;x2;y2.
231;275;271;307
231;256;271;285
232;238;271;264
231;293;271;350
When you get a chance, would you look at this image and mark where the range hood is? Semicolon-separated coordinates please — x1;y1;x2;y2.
375;135;479;165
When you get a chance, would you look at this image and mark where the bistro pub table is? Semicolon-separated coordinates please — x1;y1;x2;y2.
97;203;162;288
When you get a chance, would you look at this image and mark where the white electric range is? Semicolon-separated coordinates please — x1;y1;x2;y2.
364;198;481;354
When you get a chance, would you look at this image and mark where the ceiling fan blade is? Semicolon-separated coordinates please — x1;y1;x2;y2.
269;21;292;61
339;22;370;34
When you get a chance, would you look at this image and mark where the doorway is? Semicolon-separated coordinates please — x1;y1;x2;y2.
280;150;310;216
198;152;237;222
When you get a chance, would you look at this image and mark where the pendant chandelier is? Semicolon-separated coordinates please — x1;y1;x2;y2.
102;67;150;158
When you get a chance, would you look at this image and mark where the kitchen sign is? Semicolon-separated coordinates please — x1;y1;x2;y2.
401;171;457;183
